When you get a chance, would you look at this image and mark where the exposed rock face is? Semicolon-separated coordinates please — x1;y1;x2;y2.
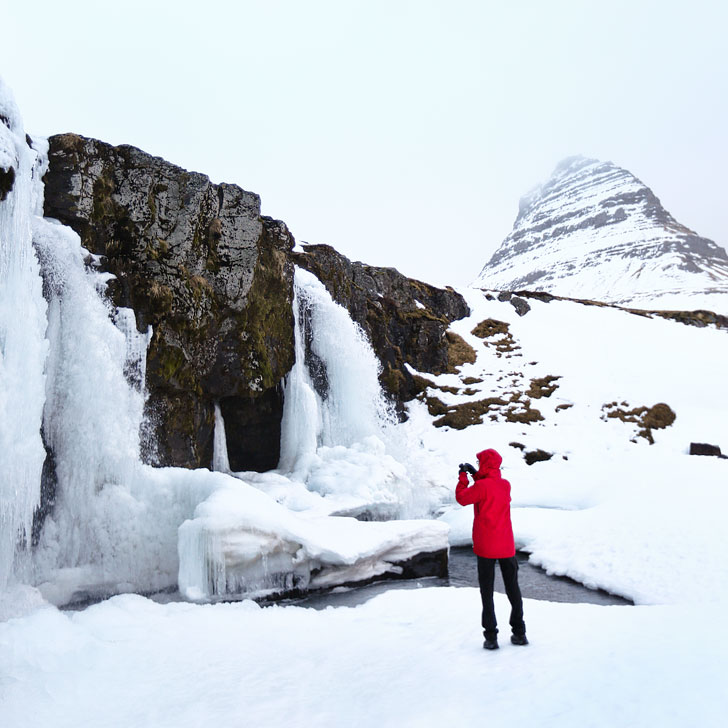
293;244;470;407
44;134;295;470
477;156;728;313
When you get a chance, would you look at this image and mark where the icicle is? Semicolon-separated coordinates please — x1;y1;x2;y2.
212;403;232;474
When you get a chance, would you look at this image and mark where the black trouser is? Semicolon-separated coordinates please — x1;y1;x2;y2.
477;555;526;640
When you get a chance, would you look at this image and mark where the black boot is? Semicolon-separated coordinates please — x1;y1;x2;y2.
483;638;499;650
511;633;528;646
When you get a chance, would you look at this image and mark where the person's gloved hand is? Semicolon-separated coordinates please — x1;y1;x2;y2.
459;463;476;475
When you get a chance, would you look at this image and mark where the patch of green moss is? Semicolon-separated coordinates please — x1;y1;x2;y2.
150;334;202;395
381;365;406;395
231;245;295;390
470;318;520;357
527;375;561;399
445;331;476;372
433;397;507;429
601;401;676;444
471;319;510;338
89;167;136;256
503;400;544;424
426;396;449;417
144;237;170;261
411;374;436;394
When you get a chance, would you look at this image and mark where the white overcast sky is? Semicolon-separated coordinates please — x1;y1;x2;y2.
2;0;726;286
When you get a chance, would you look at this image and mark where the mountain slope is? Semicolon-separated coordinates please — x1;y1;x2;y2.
476;156;728;312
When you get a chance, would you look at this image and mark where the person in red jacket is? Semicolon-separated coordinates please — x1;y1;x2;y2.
456;448;527;650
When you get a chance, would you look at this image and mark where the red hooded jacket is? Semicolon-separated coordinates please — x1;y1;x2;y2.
455;449;515;559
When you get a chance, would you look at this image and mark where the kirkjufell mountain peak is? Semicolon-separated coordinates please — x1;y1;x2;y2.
476;156;728;313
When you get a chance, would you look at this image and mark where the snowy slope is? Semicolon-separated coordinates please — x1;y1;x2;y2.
476;157;728;313
404;289;728;605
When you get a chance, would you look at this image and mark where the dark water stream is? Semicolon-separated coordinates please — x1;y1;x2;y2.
281;547;632;610
67;547;630;613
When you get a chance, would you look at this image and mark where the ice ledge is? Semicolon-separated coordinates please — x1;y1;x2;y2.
178;481;449;601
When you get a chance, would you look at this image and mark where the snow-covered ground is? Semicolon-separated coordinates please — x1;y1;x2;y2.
419;289;728;606
3;287;727;727
2;589;725;728
3;77;727;727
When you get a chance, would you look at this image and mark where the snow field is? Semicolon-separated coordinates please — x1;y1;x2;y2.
1;588;725;728
406;289;728;605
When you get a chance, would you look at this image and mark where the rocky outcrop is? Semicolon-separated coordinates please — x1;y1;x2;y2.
42;134;470;466
477;156;728;313
293;244;470;407
44;134;295;470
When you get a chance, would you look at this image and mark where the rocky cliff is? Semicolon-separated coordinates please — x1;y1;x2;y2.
44;133;295;470
476;156;728;312
42;134;469;468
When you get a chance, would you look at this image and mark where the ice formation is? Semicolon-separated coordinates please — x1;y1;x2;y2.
279;267;396;472
0;82;50;589
212;403;232;474
1;84;445;607
177;477;448;601
277;267;422;519
177;267;448;600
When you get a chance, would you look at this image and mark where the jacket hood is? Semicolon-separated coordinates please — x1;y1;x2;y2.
476;449;502;475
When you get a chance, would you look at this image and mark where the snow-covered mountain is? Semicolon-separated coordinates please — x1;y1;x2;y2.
476;156;728;313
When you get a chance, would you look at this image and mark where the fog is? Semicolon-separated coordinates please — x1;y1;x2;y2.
3;0;726;286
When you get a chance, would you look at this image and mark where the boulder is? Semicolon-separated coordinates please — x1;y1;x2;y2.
689;443;725;458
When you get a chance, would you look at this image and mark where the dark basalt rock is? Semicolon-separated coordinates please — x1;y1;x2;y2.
510;296;530;316
0;164;15;201
524;449;553;465
689;443;726;458
43;133;295;469
293;243;470;409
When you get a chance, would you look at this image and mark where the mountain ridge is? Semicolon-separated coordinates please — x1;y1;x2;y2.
476;156;728;313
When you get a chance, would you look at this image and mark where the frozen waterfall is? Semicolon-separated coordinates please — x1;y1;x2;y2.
0;83;50;590
2;80;443;610
277;268;421;519
279;267;396;472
